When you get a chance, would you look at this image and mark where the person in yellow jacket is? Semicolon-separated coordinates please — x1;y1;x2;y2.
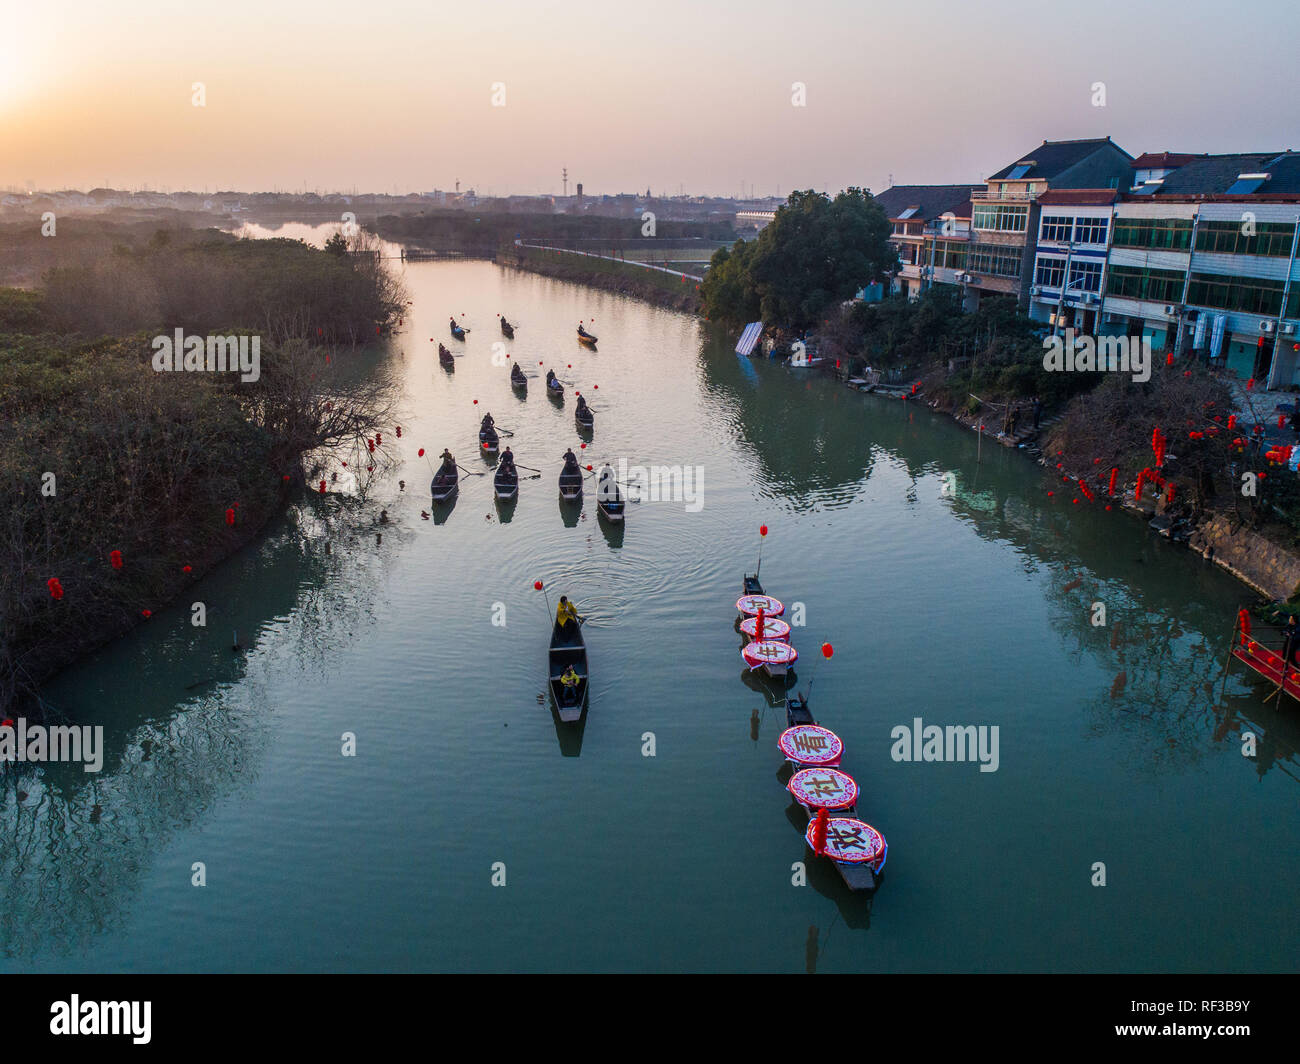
556;596;579;635
560;665;580;689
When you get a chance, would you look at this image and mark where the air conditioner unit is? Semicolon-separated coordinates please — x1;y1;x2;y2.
1163;304;1180;316
1261;320;1277;334
1030;284;1042;296
1282;323;1297;336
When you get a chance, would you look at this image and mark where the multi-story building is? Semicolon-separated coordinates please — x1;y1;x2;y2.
967;137;1134;309
872;185;980;302
1101;151;1300;385
1027;189;1118;334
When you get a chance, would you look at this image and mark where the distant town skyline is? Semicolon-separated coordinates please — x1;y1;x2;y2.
4;0;1298;197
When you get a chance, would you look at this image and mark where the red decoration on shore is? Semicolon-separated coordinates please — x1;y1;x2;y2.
1108;467;1118;496
182;565;192;573
47;578;64;600
141;609;152;619
319;480;327;494
225;508;235;526
110;550;123;569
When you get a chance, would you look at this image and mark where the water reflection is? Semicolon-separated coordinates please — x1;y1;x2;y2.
1;505;393;959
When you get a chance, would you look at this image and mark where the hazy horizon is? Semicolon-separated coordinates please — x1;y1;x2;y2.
4;0;1298;198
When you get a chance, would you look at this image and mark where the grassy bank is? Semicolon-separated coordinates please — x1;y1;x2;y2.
498;246;701;313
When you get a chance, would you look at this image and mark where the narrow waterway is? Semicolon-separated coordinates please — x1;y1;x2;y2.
5;254;1297;973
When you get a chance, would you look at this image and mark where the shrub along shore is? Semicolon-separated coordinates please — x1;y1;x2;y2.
0;223;406;710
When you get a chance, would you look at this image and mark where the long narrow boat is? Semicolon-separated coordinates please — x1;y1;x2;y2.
548;617;588;723
450;322;466;341
430;463;459;502
511;367;528;392
596;478;624;523
804;815;888;892
500;318;515;339
743;573;764;597
479;424;500;453
575;405;594;431
439;345;455;370
547;379;565;402
577;327;598;346
494;464;519;501
559;462;584;502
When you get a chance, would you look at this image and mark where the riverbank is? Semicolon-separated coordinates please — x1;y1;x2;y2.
915;380;1300;602
0;224;405;711
496;246;701;314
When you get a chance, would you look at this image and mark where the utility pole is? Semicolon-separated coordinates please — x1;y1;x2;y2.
562;168;568;198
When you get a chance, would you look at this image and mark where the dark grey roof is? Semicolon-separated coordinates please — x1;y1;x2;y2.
1152;151;1300;196
988;138;1126;181
872;184;979;222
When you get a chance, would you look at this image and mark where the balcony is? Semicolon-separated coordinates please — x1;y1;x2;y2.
970;190;1037;202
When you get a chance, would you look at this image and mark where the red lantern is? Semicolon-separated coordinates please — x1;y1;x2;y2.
760;525;768;537
319;480;327;494
225;508;235;526
110;550;123;569
821;643;833;659
396;427;402;437
418;448;425;457
534;580;543;590
182;565;192;573
141;609;152;619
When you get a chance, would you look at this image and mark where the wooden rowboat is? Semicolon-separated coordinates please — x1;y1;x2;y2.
596;478;624;523
479;425;500;453
549;616;588;723
575;405;594;430
577;327;598;346
494;464;518;501
559;463;583;502
500;319;514;338
430;463;459;502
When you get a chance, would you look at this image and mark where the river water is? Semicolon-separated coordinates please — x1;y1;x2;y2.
5;250;1298;973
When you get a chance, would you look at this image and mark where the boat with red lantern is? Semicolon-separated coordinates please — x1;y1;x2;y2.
742;638;797;678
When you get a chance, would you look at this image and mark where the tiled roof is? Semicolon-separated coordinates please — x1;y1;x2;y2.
1154;152;1298;195
988;138;1129;181
1130;152;1202;169
872;184;980;222
1036;189;1119;206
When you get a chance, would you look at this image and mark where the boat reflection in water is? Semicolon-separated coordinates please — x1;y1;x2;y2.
432;495;458;525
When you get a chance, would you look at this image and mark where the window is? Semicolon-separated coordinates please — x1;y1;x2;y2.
1195;220;1296;257
968;243;1023;279
1035;256;1065;288
1186;271;1285;315
1040;216;1072;242
1073;217;1109;246
929;241;968;270
1067;260;1103;293
1112;218;1193;251
1106;265;1186;304
1007;165;1031;180
973;204;1028;232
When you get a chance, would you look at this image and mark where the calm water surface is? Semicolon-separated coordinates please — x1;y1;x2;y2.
5;254;1298;973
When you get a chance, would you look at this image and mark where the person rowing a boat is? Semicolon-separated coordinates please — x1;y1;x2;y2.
561;447;578;469
577;323;590;338
546;368;560;390
511;362;526;384
597;462;616;499
480;412;495;431
556;596;579;636
499;446;516;473
560;664;579;689
575;394;590;418
449;317;459;331
438;448;455;472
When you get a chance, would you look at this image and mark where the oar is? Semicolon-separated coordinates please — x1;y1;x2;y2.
515;463;543;473
455;463;486;477
494;426;516;437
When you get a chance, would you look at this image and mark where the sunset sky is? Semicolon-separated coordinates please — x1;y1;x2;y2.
4;0;1297;197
